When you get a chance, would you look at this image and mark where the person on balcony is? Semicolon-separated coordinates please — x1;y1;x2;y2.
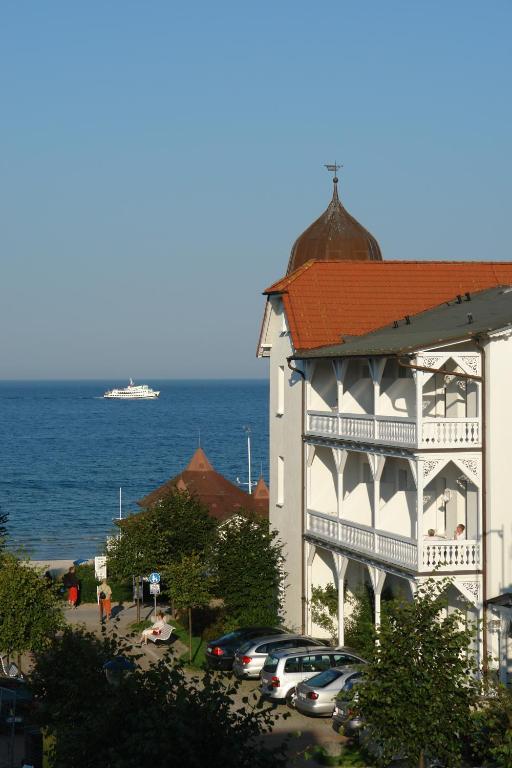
425;529;444;540
454;523;466;540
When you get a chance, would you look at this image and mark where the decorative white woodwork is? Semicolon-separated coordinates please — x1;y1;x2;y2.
422;418;480;446
422;540;481;570
376;531;417;568
306;411;481;449
306;509;480;573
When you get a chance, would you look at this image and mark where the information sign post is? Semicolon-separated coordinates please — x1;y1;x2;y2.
148;572;161;618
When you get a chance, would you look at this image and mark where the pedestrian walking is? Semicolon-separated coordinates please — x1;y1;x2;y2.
97;578;113;623
62;566;79;608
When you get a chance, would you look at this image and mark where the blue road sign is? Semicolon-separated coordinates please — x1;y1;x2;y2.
148;572;161;584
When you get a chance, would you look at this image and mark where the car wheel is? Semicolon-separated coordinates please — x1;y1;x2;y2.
286;688;297;708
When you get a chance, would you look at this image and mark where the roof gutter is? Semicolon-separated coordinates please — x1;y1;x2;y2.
473;336;488;672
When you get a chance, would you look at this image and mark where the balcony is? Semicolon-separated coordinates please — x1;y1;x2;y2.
306;411;481;449
306;509;481;573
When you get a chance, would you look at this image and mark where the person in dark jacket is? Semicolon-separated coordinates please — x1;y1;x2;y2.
62;566;79;608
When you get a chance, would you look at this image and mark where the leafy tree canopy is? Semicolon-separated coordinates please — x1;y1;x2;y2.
0;553;64;658
30;627;288;768
358;579;479;768
166;552;211;661
107;490;217;580
0;508;8;550
166;552;211;613
211;512;284;629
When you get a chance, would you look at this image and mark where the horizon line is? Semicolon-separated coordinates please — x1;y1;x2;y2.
0;376;268;382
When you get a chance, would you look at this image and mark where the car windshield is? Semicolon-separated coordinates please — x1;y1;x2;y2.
343;674;362;692
263;654;279;673
336;674;362;699
306;668;345;688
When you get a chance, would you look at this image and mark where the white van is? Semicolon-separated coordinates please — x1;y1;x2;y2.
259;646;365;705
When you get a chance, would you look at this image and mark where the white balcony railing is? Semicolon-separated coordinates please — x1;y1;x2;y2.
422;418;480;447
423;539;481;570
306;411;481;449
306;509;480;573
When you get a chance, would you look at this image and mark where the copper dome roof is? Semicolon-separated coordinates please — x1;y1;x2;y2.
286;178;382;274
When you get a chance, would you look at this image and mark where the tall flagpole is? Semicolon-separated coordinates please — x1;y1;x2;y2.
244;426;252;495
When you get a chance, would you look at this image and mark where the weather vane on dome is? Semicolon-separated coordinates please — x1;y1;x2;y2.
324;162;343;182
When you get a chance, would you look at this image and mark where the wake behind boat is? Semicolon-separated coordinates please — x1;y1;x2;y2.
103;379;160;400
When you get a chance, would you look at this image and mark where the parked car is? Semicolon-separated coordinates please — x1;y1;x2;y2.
205;627;287;671
0;680;33;732
295;665;364;717
233;634;328;679
259;646;365;705
332;670;365;736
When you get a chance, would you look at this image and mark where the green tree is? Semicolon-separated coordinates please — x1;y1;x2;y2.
0;554;64;666
211;512;284;628
165;552;211;662
30;627;288;768
467;682;512;767
310;583;338;643
0;508;8;550
107;490;216;580
357;579;479;768
344;585;378;658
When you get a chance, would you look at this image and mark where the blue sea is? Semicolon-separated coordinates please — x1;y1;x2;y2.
0;380;268;560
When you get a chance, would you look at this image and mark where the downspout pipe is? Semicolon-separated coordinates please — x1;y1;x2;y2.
287;357;307;634
473;337;488;672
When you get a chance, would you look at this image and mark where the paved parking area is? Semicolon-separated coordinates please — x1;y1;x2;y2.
232;678;347;765
61;605;346;764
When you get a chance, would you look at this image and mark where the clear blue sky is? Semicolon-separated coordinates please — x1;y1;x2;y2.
1;0;511;379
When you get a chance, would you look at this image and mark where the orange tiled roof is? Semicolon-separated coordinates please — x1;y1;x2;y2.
264;260;512;350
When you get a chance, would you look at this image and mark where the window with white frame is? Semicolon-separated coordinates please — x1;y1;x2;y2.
277;455;284;506
277;365;285;415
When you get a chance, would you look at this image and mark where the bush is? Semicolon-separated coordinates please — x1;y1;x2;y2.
311;583;338;644
202;615;228;643
465;685;512;767
344;586;376;657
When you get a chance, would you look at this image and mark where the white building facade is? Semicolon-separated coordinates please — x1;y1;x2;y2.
258;183;512;680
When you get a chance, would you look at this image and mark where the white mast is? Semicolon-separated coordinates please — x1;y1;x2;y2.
244;425;252;495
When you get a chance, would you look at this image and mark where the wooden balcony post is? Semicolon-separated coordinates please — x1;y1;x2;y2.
368;566;387;629
414;359;423;448
370;359;386;440
417;460;424;570
336;450;348;522
338;359;349;415
335;555;349;646
373;456;385;553
305;543;316;636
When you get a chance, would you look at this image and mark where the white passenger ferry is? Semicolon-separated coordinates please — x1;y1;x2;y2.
103;379;160;400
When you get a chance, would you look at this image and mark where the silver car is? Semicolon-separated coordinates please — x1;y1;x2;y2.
296;665;364;717
259;646;365;705
232;634;324;679
332;671;365;735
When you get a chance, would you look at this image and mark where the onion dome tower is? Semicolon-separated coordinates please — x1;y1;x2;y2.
287;171;382;275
